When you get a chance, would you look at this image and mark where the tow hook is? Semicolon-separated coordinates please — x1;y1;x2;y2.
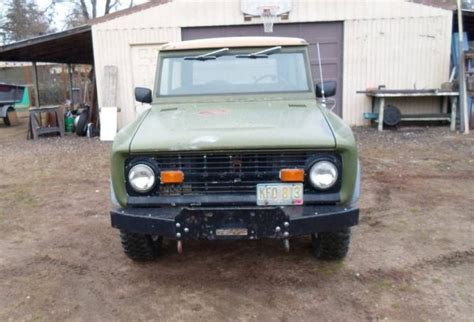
277;222;290;252
176;223;183;254
283;238;290;252
177;239;183;254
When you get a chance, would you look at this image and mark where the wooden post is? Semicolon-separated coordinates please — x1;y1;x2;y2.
457;0;470;134
32;62;40;107
451;97;458;131
60;65;68;101
102;65;118;107
377;97;385;132
68;64;74;104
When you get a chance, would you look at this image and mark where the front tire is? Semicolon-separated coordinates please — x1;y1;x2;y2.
119;231;162;261
311;228;351;260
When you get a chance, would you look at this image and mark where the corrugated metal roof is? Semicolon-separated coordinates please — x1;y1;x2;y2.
410;0;456;10
0;25;93;64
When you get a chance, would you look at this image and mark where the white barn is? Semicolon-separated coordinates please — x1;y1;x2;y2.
89;0;452;128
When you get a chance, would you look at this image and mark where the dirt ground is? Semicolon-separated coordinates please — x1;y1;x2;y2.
0;118;473;321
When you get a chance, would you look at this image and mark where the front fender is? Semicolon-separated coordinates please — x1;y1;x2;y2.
111;109;151;207
320;107;359;205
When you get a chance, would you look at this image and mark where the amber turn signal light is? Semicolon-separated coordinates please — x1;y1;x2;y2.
160;170;184;184
279;169;305;182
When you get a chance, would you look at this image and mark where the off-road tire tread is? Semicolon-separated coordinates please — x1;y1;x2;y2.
75;109;89;136
119;231;160;261
312;228;351;260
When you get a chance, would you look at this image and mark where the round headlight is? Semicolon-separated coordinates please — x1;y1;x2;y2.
128;164;156;193
309;161;338;189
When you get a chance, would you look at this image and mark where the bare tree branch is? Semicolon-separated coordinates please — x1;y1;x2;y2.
104;0;112;14
79;0;90;20
105;0;121;14
92;0;97;18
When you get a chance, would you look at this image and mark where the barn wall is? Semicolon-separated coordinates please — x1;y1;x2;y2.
94;0;449;29
92;0;453;127
92;27;180;127
344;15;453;125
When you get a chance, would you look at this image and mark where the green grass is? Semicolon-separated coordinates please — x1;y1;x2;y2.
432;278;442;284
391;302;401;310
15;193;36;206
317;261;346;278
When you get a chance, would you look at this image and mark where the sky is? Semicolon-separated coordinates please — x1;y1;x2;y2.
34;0;150;30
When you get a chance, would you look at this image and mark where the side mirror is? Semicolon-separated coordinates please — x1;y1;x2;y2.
135;87;152;104
316;81;337;98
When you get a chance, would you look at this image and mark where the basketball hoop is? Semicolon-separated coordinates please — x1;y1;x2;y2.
258;6;279;33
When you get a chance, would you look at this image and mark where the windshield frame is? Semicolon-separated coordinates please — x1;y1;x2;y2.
154;46;314;100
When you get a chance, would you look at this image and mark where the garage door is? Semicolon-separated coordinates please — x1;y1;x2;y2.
182;23;343;116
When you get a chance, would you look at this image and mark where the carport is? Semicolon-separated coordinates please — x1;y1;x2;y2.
0;25;93;107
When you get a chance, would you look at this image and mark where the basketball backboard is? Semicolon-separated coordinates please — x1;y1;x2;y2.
241;0;293;17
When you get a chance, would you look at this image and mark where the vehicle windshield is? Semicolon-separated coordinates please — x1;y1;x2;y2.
158;51;310;96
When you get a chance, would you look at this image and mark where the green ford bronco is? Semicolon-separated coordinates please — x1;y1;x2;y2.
110;37;360;261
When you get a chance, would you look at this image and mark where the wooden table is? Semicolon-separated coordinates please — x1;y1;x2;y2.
357;89;459;131
28;106;65;140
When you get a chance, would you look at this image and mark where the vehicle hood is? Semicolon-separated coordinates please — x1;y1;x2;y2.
129;101;335;152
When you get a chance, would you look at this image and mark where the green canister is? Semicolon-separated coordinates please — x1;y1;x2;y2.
65;116;75;133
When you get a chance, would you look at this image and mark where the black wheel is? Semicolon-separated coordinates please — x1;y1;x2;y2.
75;109;89;136
311;228;351;260
119;230;162;261
383;105;401;127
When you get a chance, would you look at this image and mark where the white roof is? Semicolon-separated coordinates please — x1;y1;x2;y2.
160;37;308;51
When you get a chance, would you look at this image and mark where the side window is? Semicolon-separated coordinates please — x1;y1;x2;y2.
159;59;170;95
160;59;183;95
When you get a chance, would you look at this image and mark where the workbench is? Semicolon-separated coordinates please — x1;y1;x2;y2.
357;89;459;131
27;106;65;140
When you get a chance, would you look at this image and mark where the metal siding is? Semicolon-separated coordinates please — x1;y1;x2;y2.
130;44;164;114
92;0;453;126
182;23;344;116
343;16;452;125
94;0;449;29
92;27;180;127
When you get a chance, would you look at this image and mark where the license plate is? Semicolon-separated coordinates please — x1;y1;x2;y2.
215;228;248;236
257;183;304;206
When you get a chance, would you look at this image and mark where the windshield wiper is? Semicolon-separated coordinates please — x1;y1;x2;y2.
184;48;229;61
236;46;282;59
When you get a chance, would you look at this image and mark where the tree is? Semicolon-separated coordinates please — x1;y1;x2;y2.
63;2;87;29
59;0;137;30
1;0;55;43
0;8;7;45
58;0;126;21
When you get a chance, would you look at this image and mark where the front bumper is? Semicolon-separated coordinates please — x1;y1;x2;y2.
111;205;359;240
